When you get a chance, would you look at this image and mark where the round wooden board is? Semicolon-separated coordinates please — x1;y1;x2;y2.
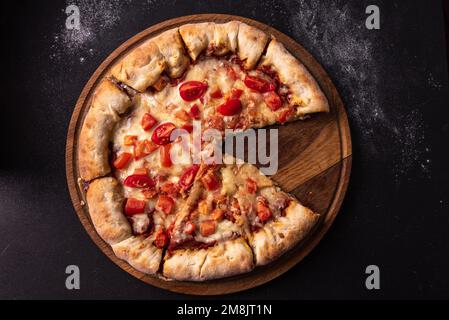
66;14;352;295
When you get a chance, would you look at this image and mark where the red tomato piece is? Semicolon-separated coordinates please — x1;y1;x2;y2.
156;195;175;214
151;122;176;145
153;229;168;248
124;174;155;188
200;220;216;237
216;98;242;116
134;139;158;159
160;144;172;168
210;89;223;99
179;165;200;190
244;75;275;93
141;113;157;131
184;221;196;235
263;91;283;111
124;198;146;215
179;81;208;101
201;171;219;191
113;152;132;169
189;104;201;120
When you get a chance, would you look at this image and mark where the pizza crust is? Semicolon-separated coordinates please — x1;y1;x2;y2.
163;237;254;281
153;28;190;78
111;40;166;92
212;21;240;56
112;235;162;275
259;39;329;115
179;22;215;60
78;80;132;181
86;177;132;245
237;23;269;69
249;201;319;266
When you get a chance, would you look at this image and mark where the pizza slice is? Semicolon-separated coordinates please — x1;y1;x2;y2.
218;158;320;266
163;156;319;280
163;163;254;281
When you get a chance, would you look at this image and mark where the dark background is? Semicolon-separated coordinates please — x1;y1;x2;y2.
1;0;448;299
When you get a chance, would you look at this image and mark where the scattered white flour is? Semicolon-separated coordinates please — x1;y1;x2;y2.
288;0;433;183
50;0;126;61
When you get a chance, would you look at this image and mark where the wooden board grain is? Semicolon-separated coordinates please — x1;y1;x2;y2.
65;14;352;295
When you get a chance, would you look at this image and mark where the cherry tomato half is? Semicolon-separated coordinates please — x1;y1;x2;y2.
151;122;176;145
179;165;200;190
179;81;208;101
244;75;275;93
124;174;155;188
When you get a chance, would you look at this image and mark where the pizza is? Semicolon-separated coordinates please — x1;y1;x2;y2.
77;21;329;281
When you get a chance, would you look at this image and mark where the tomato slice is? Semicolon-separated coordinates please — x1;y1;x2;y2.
154;229;168;248
244;75;275;93
156;195;175;214
200;220;216;236
113;152;132;169
184;221;196;235
124;174;155;188
151;122;176;145
246;178;257;194
141;113;157;131
210;89;223;99
124;198;146;215
160;144;172;168
216;98;242;116
230;88;243;99
134;139;158;159
179;81;208;101
189;104;201;120
263;91;283;111
256;197;272;222
123;135;138;146
179;165;200;190
201;171;220;191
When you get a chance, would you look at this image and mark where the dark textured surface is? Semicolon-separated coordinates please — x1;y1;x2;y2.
1;0;449;299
